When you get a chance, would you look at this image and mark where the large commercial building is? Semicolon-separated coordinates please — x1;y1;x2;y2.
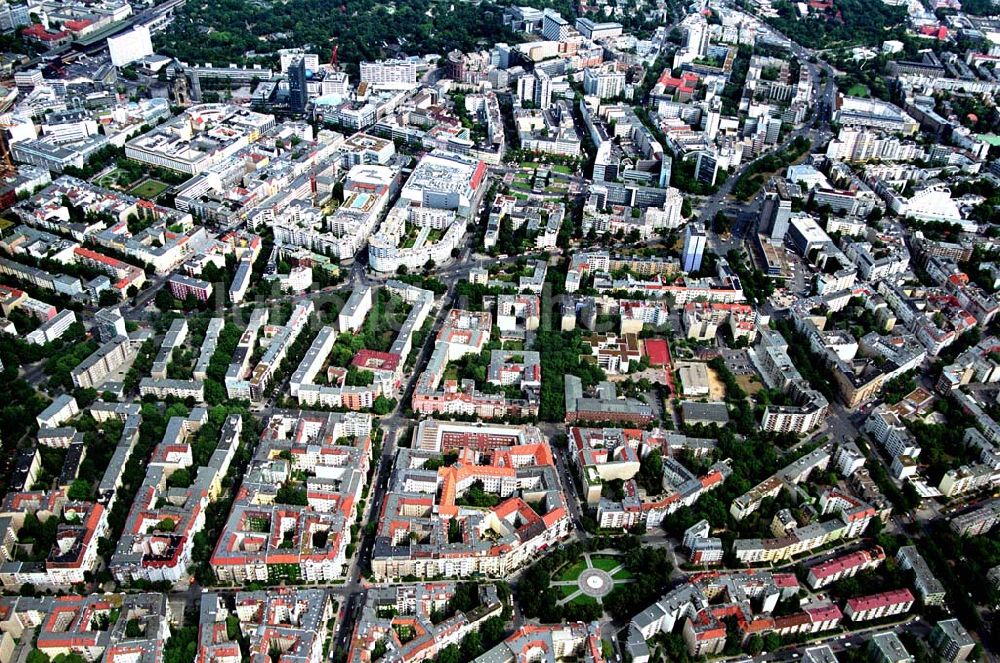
399;150;487;218
834;96;919;136
574;18;623;40
125;104;275;175
107;26;153;67
359;59;418;89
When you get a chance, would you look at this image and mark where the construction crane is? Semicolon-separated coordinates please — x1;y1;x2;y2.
328;39;339;71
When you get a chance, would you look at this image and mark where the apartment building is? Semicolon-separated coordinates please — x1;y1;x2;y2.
371;425;570;580
111;412;241;583
211;412;372;584
930;619;976;663
625;571;837;658
844;589;914;622
0;494;107;589
0;593;169;662
805;546;885;589
168;275;213;302
475;622;606;663
348;584;502;663
949;497;1000;536
71;336;136;389
198;589;332;663
36;394;79;429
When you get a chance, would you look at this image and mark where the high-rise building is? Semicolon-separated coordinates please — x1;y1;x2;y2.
534;71;552;108
686;17;709;57
683;223;707;273
583;66;626;99
542;9;572;41
516;75;535;105
659;155;672;188
0;2;29;33
765;117;782;145
760;191;792;241
278;49;320;73
288;56;309;114
95;307;127;343
695;151;719;186
497;43;513;68
704;102;721;141
446;50;465;81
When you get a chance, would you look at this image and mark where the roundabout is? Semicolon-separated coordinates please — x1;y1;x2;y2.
578;568;613;598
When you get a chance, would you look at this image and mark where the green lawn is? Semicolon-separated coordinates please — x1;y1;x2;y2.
559;585;579;598
846;84;870;97
129;179;169;200
558;560;588;581
551;164;573;175
520;161;538;169
590;556;622;573
611;567;634;580
568;594;599;607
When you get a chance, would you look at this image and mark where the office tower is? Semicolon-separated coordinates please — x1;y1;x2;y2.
765;117;782;145
705;105;721;141
516;75;535;105
534;71;552;108
683;223;707;272
542;9;572;41
495;43;511;69
659;155;672;188
695;151;719;186
288;57;309;114
760;191;792;241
